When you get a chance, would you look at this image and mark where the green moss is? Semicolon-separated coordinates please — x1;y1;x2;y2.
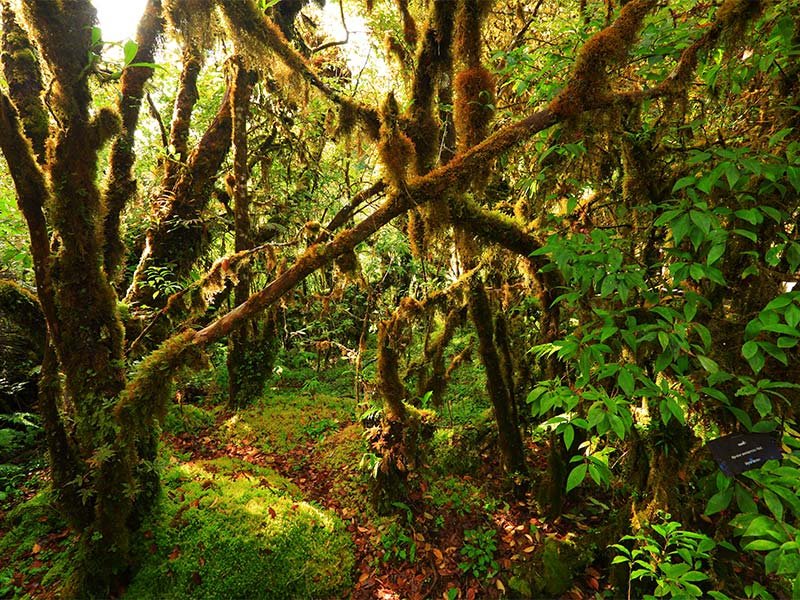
316;424;373;517
125;461;353;599
0;279;45;336
513;535;596;597
0;491;76;594
162;403;218;437
221;391;355;454
425;475;485;515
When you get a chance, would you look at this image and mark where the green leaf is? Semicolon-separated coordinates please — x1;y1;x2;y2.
733;228;758;242
785;303;800;328
690;210;712;234
690;263;705;281
563;424;575;450
753;393;772;417
764;294;794;310
123;40;139;66
566;463;587;493
694;323;712;350
748;352;766;374
762;488;784;521
667;397;685;425
742;515;777;538
743;539;780;551
684;302;698;322
618;368;635;397
672;214;691;245
735;208;763;225
608;413;626;439
697;355;719;373
759;342;787;365
707;243;725;266
654;351;672;373
735;484;758;513
768;127;793;148
588;463;602;485
672;176;696;192
704;487;733;515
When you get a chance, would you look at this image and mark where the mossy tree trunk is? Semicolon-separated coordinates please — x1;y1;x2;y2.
225;57;279;408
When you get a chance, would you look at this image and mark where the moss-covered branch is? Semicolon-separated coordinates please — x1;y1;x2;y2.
127;80;234;308
217;0;381;138
0;93;59;345
1;0;48;163
102;0;165;280
164;43;203;189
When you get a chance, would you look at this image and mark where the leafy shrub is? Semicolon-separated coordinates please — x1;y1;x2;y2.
610;513;718;599
459;527;499;580
379;520;417;564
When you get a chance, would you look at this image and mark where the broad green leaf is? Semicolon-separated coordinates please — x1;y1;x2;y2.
742;515;777;538
697;355;718;373
785;303;800;328
672;176;696;192
608;413;626;440
566;463;587;493
704;487;733;515
123;40;139;66
563;424;575;450
748;352;766;374
764;294;794;310
618;368;635;397
707;243;725;266
743;539;780;551
733;228;757;242
690;210;712;234
753;393;772;417
735;484;758;513
762;488;783;521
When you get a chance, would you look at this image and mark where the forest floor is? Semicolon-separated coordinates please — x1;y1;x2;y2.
0;360;624;599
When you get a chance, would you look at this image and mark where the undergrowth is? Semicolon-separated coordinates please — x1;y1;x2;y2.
125;458;354;599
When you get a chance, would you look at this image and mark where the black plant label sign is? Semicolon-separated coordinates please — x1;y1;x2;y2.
707;433;783;476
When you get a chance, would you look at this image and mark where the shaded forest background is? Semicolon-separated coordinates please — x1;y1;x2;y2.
0;0;799;597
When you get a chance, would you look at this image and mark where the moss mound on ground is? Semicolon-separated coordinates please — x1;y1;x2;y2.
221;391;354;453
124;459;354;599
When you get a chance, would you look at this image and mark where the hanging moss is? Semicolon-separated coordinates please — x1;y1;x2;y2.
117;330;206;428
334;248;360;277
384;33;410;67
549;0;655;118
228;314;279;408
378;93;417;187
163;0;217;48
454;65;495;151
394;0;418;47
407;208;427;259
453;0;490;69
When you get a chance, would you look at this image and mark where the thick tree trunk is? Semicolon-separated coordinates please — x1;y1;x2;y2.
468;279;528;481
